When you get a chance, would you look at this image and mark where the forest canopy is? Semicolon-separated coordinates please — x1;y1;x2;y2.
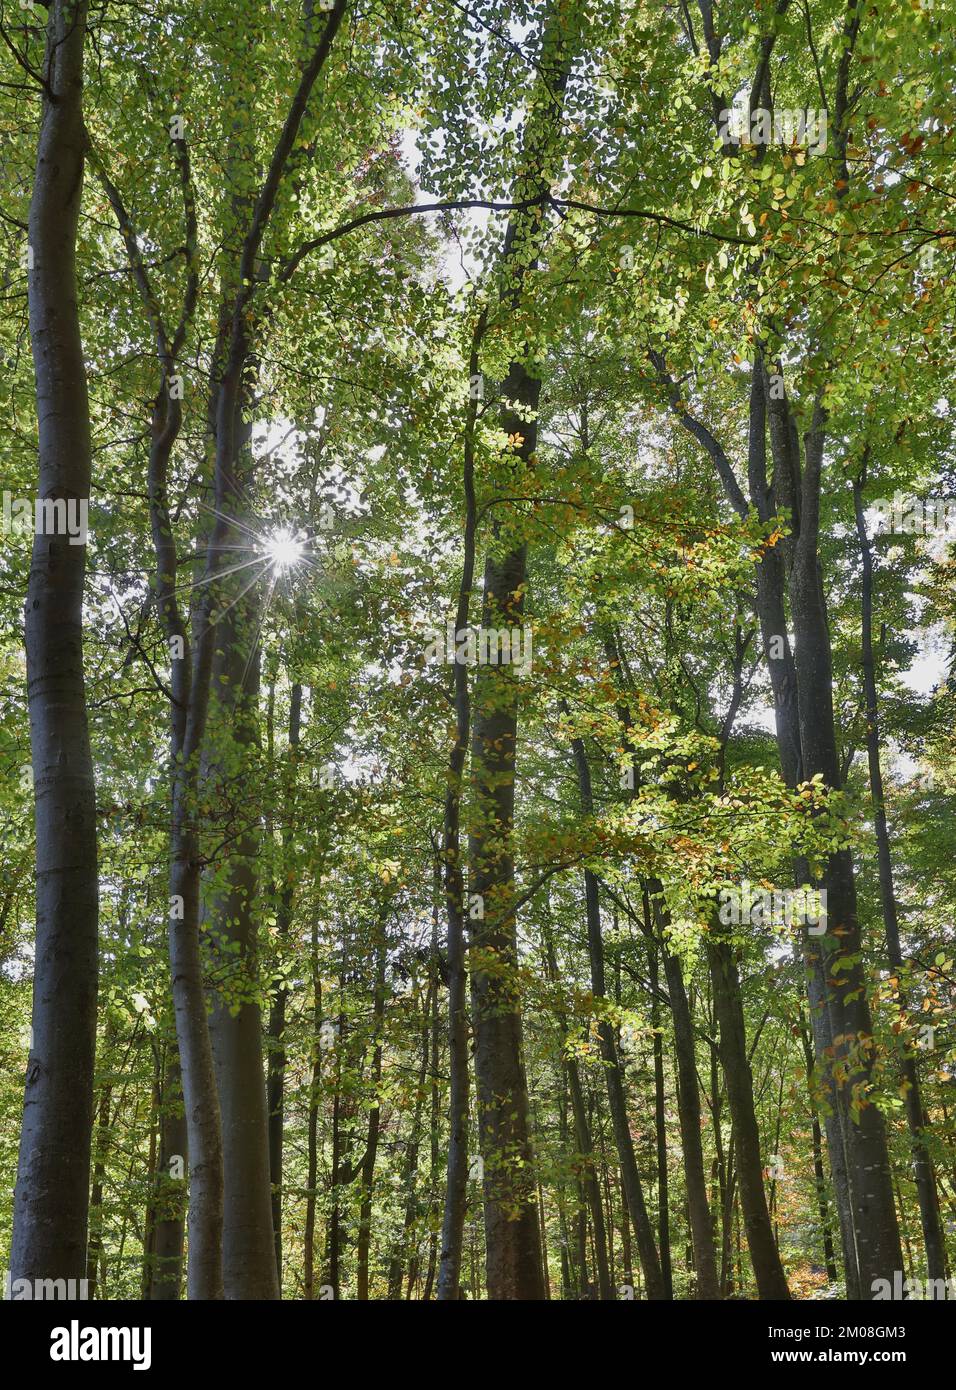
1;0;955;1313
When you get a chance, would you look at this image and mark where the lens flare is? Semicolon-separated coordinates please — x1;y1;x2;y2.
262;529;304;572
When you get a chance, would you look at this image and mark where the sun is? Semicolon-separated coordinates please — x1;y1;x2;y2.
262;528;305;573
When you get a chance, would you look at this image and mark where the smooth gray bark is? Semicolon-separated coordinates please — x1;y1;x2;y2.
12;0;99;1287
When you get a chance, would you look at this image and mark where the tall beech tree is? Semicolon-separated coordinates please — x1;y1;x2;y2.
465;0;579;1302
10;0;99;1288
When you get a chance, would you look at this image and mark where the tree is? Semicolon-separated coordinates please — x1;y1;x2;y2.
10;0;99;1290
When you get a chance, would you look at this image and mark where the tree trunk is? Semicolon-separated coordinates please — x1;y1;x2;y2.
568;1058;613;1299
706;934;791;1299
148;1049;188;1300
167;0;348;1298
565;727;666;1299
303;930;322;1300
650;945;674;1299
651;901;720;1299
12;0;99;1289
600;643;717;1299
542;921;613;1300
786;410;903;1292
204;601;278;1299
356;928;387;1299
422;910;442;1301
801;1022;838;1283
86;1070;113;1297
467;4;575;1300
685;355;879;1297
266;681;303;1289
437;320;484;1299
387;979;431;1299
853;471;946;1282
469;532;545;1298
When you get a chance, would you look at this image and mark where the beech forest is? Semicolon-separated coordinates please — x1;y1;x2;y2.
1;0;956;1319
